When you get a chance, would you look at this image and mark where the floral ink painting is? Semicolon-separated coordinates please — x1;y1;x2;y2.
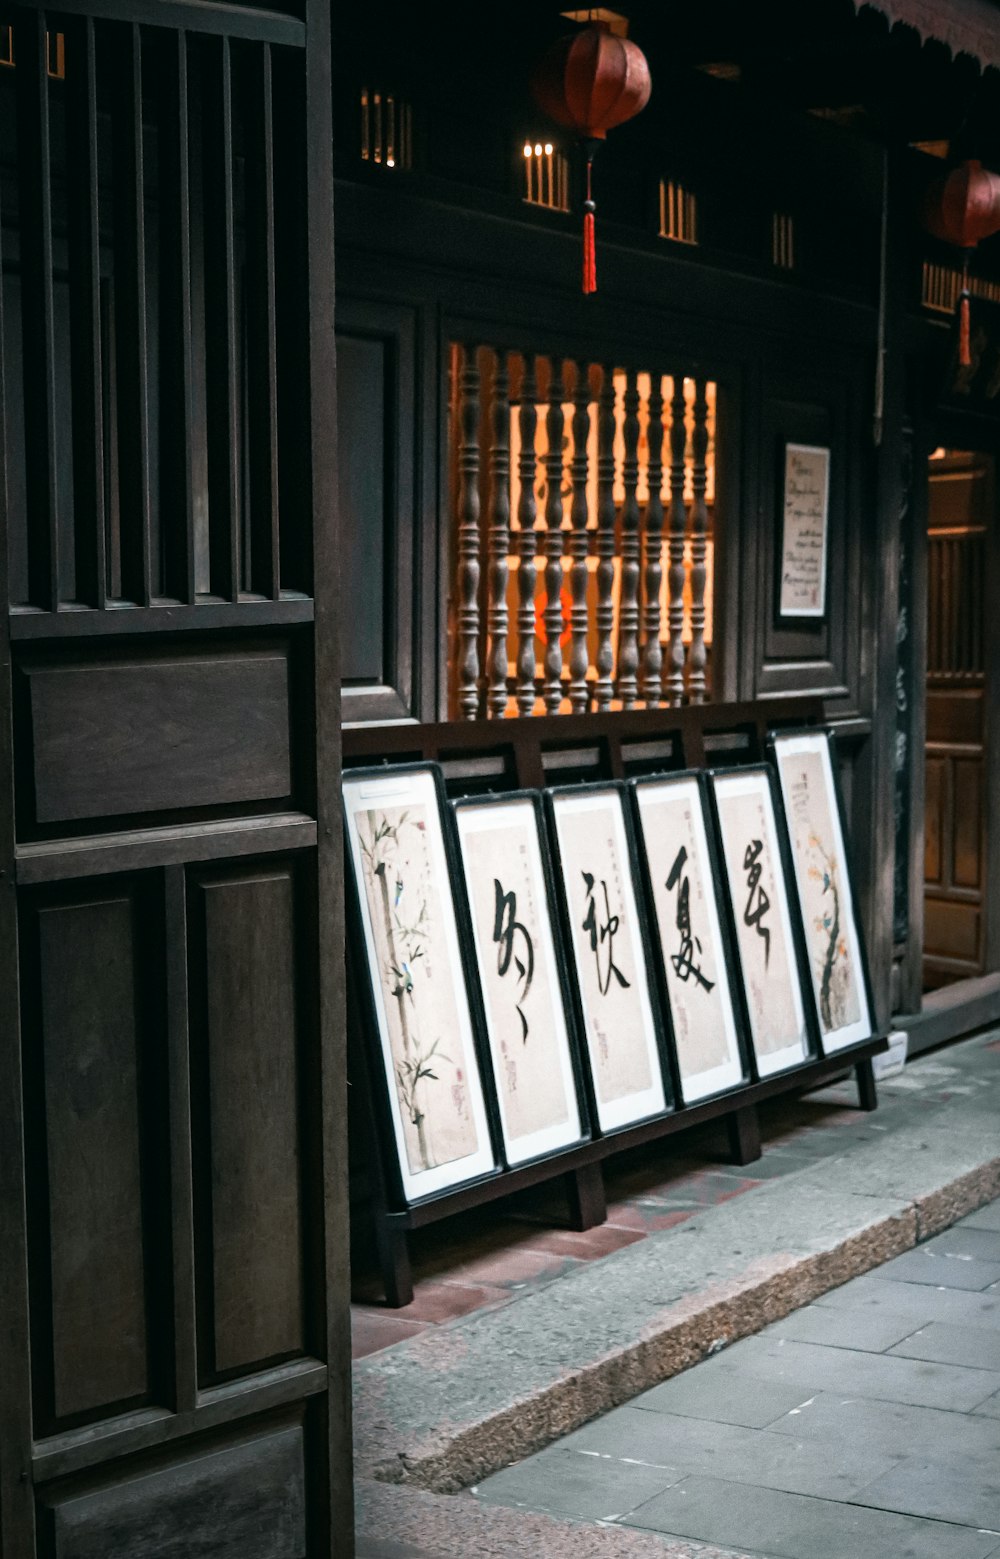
456;798;583;1164
773;732;872;1053
552;789;668;1132
634;777;744;1102
344;767;495;1202
712;771;810;1077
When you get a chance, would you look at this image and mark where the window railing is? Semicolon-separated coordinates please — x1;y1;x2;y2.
448;345;717;719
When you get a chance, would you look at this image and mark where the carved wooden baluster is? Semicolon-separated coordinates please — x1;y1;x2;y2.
593;365;617;713
666;375;689;705
516;355;539;716
688;379;710;704
641;373;665;708
456;342;482;719
542;360;566;714
568;361;591;714
616;369;641;710
486;350;511;717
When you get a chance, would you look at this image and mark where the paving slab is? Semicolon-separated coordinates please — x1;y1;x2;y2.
879;1247;1000;1290
765;1388;1000;1457
550;1408;903;1501
852;1445;1000;1529
768;1300;923;1352
625;1474;1000;1559
814;1271;1000;1326
694;1332;1000;1411
888;1320;1000;1371
471;1446;682;1522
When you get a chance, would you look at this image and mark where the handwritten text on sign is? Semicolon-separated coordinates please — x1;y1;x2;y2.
780;443;830;618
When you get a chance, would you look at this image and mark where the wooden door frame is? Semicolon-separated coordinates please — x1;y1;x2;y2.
900;404;1000;1041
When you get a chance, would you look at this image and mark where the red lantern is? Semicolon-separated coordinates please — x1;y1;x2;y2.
531;21;652;295
922;159;1000;366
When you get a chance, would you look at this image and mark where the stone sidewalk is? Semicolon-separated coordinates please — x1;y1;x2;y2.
473;1199;1000;1557
355;1030;1000;1556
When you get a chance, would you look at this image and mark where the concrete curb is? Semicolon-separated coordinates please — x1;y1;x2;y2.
354;1105;1000;1499
355;1477;755;1559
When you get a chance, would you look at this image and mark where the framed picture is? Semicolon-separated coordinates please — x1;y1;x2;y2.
779;442;830;618
768;727;875;1054
630;772;748;1105
708;765;814;1078
342;763;496;1204
545;783;671;1133
452;792;589;1167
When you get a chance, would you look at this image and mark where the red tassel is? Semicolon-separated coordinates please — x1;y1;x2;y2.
582;153;597;295
583;208;596;294
959;289;971;367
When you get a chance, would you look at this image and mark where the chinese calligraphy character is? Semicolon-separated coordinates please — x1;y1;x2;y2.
743;838;771;966
581;871;632;995
665;845;715;992
492;879;535;1042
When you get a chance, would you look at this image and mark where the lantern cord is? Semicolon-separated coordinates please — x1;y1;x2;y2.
959;253;971;368
583;154;597;295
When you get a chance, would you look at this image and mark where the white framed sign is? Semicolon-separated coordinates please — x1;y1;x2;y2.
453;793;586;1166
709;766;811;1078
343;764;495;1203
780;442;830;618
548;785;669;1133
770;729;873;1055
632;773;746;1105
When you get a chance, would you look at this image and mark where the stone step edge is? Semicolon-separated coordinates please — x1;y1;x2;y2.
358;1158;1000;1497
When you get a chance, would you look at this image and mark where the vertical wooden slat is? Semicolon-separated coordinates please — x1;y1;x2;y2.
641;373;665;708
515;355;538;717
593;364;617;713
17;8;59;609
616;369;641;710
159;30;197;604
112;21;153;605
568;360;591;714
204;35;241;600
245;43;281;599
666;375;688;704
66;14;106;608
688;379;710;703
486;350;510;718
165;867;197;1414
455;343;481;720
542;360;565;714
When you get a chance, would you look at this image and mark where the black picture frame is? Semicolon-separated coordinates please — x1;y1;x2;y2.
450;788;593;1170
766;725;879;1055
627;769;752;1107
543;779;676;1134
706;762;821;1081
342;760;501;1207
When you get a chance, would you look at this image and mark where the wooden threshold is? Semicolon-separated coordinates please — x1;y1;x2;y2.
893;971;1000;1055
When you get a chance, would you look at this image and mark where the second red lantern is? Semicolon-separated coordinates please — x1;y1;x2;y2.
922;159;1000;365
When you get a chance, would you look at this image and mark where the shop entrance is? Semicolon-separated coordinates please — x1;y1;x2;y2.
923;449;995;991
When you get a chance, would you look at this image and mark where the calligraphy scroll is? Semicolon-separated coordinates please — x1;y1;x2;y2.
454;794;585;1165
779;443;830;618
549;786;669;1132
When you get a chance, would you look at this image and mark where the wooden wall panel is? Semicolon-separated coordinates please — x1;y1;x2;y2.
27;887;161;1424
336;298;418;725
24;650;292;826
191;864;305;1378
41;1421;307;1559
749;366;865;714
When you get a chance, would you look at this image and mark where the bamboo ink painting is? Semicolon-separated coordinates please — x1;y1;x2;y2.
454;795;584;1165
549;787;668;1132
632;775;745;1103
710;768;811;1077
771;730;872;1053
343;767;495;1202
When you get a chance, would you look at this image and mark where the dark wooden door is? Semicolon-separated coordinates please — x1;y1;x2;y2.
923;453;991;991
0;4;350;1557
